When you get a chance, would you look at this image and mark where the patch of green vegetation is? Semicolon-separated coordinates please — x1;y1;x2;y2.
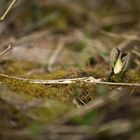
45;65;107;79
78;64;107;78
108;69;140;83
0;60;109;105
0;57;139;111
0;76;41;97
30;69;75;79
0;75;70;102
0;73;99;105
126;70;140;83
0;59;40;75
0;57;139;102
67;83;97;104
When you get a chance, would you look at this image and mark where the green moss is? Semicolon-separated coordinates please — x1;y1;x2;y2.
0;72;99;104
0;59;40;75
108;69;140;83
1;58;139;106
0;59;108;104
30;70;75;79
77;64;107;78
66;82;97;104
0;77;72;103
126;70;140;83
0;76;46;97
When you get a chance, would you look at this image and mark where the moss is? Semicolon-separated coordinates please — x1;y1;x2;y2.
77;64;107;78
126;70;140;83
0;58;126;105
108;69;140;83
0;59;139;105
0;58;107;79
0;76;46;97
0;72;99;104
0;61;108;104
66;82;97;104
30;69;75;79
0;59;40;75
0;76;72;102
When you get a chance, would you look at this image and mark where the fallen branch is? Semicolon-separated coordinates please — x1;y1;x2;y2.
0;73;140;87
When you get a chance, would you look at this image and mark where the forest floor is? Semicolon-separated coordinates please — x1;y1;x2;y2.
0;0;140;140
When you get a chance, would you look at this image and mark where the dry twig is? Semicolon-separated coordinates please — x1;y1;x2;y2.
0;0;17;21
0;73;140;87
0;43;13;57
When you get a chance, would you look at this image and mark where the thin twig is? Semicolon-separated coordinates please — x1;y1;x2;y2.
0;73;140;87
0;0;17;21
0;43;13;57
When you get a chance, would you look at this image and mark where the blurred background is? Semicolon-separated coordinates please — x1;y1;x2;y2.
0;0;140;71
0;0;140;140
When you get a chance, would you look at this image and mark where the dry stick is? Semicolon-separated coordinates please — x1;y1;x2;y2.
0;43;13;57
0;0;17;21
0;73;140;87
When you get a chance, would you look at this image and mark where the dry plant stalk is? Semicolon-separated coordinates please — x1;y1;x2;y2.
0;0;17;21
0;0;17;56
0;73;140;87
0;43;13;57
